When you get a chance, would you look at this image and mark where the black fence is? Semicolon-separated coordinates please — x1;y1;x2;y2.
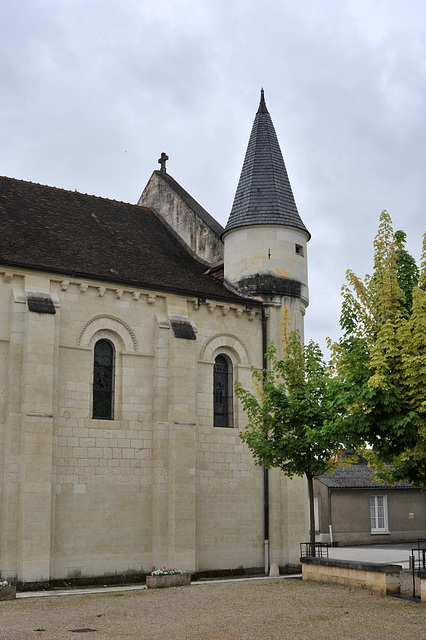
410;539;426;599
300;542;329;558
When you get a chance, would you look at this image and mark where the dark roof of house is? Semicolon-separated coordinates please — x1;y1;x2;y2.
0;175;248;302
224;90;310;237
317;463;414;489
152;171;224;238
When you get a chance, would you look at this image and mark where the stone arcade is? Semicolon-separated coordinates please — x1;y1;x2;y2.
0;91;310;583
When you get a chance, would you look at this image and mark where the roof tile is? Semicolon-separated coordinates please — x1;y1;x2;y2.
317;463;414;489
0;176;247;303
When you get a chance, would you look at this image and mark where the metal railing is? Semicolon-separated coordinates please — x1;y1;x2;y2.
300;542;329;558
409;539;426;599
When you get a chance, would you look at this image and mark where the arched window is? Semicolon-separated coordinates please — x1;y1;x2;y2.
92;339;115;420
213;355;233;428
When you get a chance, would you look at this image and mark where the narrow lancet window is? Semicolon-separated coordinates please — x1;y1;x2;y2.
214;355;233;428
93;339;114;420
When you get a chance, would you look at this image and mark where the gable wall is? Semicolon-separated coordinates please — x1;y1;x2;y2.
139;172;224;266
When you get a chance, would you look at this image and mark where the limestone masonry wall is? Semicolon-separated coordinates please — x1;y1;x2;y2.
0;268;309;583
301;557;402;596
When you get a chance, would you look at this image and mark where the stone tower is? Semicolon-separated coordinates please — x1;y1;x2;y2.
223;89;310;346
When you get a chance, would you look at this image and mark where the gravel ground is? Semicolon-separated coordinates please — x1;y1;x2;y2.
0;578;425;640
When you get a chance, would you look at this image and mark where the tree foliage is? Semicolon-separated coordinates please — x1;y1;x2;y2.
235;311;346;551
330;210;426;486
394;230;419;313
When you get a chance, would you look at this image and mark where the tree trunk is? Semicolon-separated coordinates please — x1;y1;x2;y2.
306;472;315;557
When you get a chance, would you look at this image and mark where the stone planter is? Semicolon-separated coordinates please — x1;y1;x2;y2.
0;585;16;601
146;573;190;589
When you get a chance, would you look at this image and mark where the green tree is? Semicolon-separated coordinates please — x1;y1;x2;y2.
331;211;426;486
394;230;419;313
235;313;346;554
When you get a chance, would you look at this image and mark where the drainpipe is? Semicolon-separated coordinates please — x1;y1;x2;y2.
328;487;333;545
264;466;269;574
261;305;269;574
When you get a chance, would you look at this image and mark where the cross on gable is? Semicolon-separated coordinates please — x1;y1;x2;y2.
158;152;169;173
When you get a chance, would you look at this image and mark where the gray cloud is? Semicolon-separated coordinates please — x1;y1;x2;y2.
1;0;425;353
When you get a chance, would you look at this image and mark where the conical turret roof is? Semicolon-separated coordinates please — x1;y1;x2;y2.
224;90;309;236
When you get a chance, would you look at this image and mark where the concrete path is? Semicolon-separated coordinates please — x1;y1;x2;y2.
17;584;148;599
16;573;301;599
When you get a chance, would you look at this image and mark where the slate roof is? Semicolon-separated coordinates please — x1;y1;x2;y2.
317;463;414;489
224;90;310;236
0;176;248;303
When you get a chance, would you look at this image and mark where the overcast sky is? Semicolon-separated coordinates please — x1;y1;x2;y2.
1;0;425;353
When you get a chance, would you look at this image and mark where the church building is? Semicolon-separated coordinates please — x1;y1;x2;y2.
0;91;310;584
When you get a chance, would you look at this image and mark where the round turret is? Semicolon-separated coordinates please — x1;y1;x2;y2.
223;90;310;325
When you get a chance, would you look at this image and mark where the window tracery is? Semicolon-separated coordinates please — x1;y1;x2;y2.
213;354;233;428
92;339;115;420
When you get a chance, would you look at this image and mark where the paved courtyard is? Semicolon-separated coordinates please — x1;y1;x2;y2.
328;542;416;569
1;573;425;640
1;543;422;639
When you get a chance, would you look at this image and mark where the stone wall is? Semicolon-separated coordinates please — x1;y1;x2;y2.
419;570;426;602
139;171;224;266
0;267;309;583
223;225;309;308
301;557;402;596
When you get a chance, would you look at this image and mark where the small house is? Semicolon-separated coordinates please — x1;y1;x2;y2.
314;459;425;546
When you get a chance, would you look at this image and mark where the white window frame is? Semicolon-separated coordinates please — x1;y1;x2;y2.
370;495;389;534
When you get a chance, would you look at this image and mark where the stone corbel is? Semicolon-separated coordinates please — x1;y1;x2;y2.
60;280;70;291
